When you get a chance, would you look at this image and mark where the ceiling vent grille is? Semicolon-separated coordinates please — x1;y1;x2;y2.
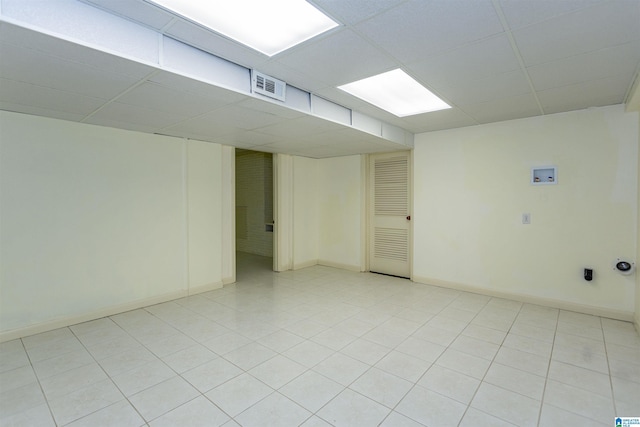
252;70;286;102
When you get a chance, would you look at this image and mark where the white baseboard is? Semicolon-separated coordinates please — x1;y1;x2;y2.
293;259;318;270
222;276;236;285
0;290;188;343
318;259;362;272
413;275;634;322
188;281;224;295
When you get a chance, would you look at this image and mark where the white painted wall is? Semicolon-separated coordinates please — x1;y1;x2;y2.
317;155;364;271
292;156;319;269
0;111;230;339
187;140;223;290
413;105;638;319
636;113;640;332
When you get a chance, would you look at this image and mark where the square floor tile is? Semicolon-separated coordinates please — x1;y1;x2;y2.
67;400;145;427
459;407;517;427
283;341;334;368
149;396;229;427
48;379;123;426
312;328;358;351
471;382;540;427
502;333;552;358
205;373;273;417
111;359;175;397
379;411;426;427
435;348;491;380
129;376;199;422
0;403;55;427
493;346;549;377
483;363;546;400
181;357;243;393
395;336;446;362
257;330;305;353
40;363;108;400
203;332;253;355
317;388;390;427
538;404;607;427
418;364;480;404
449;335;499;360
543;379;614;425
280;370;344;413
350;367;413;408
161;344;217;374
548;360;612;397
375;350;432;383
249;355;307;389
340;338;391;365
0;382;47;419
396;385;466;427
313;353;369;386
235;392;311;427
461;324;507;345
0;365;37;393
223;342;277;371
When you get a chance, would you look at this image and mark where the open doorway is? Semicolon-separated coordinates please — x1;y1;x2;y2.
235;149;274;279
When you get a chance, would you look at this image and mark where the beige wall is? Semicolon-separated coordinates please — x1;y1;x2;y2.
292;156;319;269
317;155;364;271
0;111;231;340
637;113;640;332
413;105;639;319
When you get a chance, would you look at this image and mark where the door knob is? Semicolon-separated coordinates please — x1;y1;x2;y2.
406;216;411;220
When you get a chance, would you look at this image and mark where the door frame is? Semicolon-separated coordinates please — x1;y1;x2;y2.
365;150;413;280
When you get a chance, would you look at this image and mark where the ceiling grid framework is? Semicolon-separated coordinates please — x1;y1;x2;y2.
1;0;639;158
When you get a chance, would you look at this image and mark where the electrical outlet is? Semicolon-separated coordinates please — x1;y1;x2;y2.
522;213;531;224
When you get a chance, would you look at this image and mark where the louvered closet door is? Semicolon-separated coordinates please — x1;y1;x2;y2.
369;152;411;278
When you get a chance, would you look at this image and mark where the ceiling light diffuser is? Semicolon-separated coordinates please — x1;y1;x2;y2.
147;0;339;57
338;69;451;117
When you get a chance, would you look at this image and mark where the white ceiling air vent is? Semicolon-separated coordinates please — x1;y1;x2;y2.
252;70;286;102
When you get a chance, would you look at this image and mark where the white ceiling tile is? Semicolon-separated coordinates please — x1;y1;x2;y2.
356;0;503;62
275;29;396;86
527;41;640;92
256;115;346;139
499;0;604;30
407;34;520;89
460;93;542;124
440;70;532;106
0;102;87;122
81;0;175;31
0;43;142;100
309;0;405;25
0;78;105;116
87;102;188;129
147;72;248;104
512;1;640;66
536;76;629;114
3;0;160;64
116;82;231;117
236;98;306;120
0;22;155;79
399;108;478;133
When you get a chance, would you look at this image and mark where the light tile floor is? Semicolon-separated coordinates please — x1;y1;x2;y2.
1;252;639;426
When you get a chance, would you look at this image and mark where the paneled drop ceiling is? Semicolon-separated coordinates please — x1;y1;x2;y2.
1;0;639;158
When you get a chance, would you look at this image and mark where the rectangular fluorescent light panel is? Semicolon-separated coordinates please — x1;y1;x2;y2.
147;0;338;57
338;69;451;117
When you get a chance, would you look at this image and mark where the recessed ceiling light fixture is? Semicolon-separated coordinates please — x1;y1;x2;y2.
146;0;339;57
338;69;451;117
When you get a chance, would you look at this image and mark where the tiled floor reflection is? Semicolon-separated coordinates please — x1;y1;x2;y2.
1;252;639;426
